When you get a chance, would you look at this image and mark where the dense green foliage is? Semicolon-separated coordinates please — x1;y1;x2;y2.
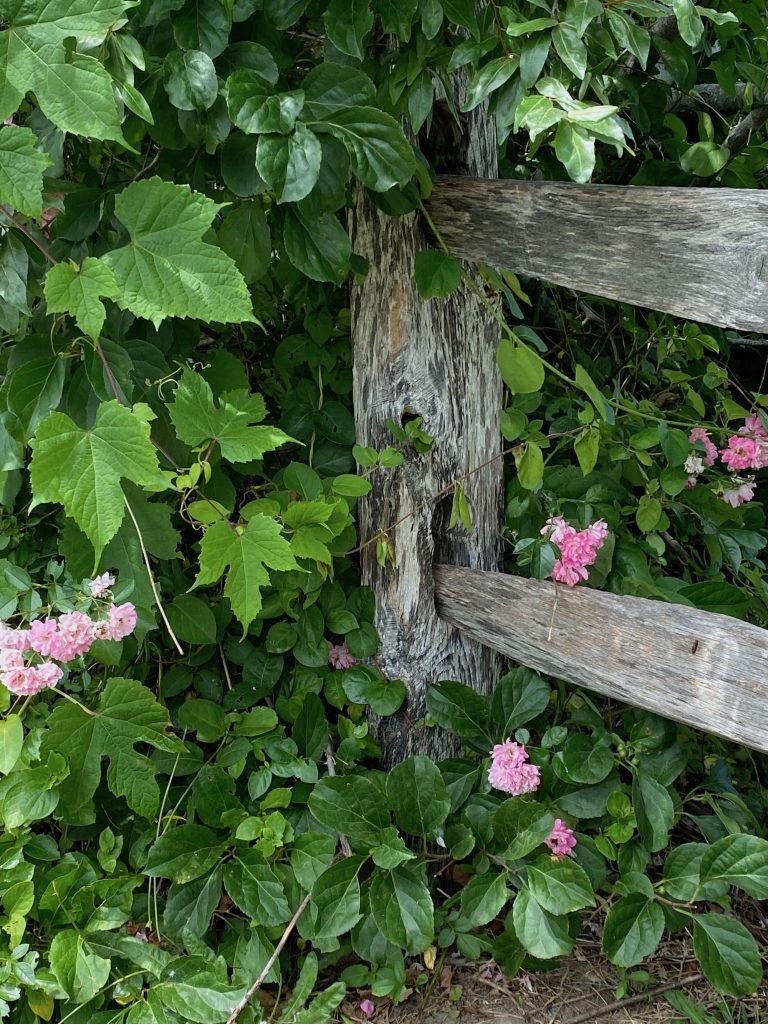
0;0;767;1020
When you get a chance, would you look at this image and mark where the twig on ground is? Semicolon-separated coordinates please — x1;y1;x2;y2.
226;892;312;1024
562;972;704;1024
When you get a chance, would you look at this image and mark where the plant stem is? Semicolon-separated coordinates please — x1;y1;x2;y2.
123;495;184;655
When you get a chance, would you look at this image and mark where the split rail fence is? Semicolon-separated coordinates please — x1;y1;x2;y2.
350;115;768;759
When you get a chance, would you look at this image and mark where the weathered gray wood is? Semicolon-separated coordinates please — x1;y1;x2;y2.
434;564;768;753
426;178;768;332
350;100;504;764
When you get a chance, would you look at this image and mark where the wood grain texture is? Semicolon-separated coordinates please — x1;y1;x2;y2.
426;177;768;331
434;564;768;753
350;99;504;764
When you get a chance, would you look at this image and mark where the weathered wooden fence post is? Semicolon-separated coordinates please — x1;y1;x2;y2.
350;95;503;763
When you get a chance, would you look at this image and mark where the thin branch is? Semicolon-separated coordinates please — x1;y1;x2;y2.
123;495;184;655
225;892;312;1024
0;205;57;264
725;105;768;155
564;973;704;1024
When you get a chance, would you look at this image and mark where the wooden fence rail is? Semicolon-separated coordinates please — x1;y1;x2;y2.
427;178;768;332
434;564;768;753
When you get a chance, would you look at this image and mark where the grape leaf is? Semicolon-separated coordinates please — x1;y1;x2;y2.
169;368;293;462
196;515;300;629
40;677;180;820
29;401;161;561
0;125;51;217
102;178;255;327
0;0;129;138
44;258;118;341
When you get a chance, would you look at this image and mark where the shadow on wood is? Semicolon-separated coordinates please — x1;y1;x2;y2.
426;177;768;332
434;563;768;753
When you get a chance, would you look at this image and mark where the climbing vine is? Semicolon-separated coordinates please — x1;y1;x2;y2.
0;0;767;1020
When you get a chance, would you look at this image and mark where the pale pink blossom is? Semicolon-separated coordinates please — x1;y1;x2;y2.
0;627;30;651
106;602;137;641
684;455;704;476
689;427;717;466
546;819;577;857
28;619;59;657
1;666;48;696
685;476;698;490
328;643;356;670
359;999;375;1019
89;572;115;598
542;517;608;588
488;739;541;796
31;662;63;689
742;414;767;439
93;619;113;640
721;435;759;472
721;481;756;508
54;611;95;659
0;648;24;671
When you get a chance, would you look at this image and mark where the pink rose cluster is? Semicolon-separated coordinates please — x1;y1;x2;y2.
0;577;137;697
687;418;768;508
540;516;608;587
328;643;356;670
488;739;576;857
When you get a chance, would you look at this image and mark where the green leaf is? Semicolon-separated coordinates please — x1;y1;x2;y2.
4;354;66;438
308;775;391;847
699;834;768;900
636;494;662;533
1;0;126;139
494;799;555;859
670;0;704;46
40;677;177;820
342;665;407;715
49;931;111;1004
170;368;291;463
633;774;674;853
226;72;304;134
370;826;417;869
178;698;227;742
552;23;587;78
44;257;118;341
464;56;519;111
602;894;664;967
515;442;544;490
313;106;415;191
29;402;160;560
555;733;613;785
283;207;352;284
0;125;51;217
527;855;595;915
331;474;372;497
681;141;729;177
490;667;550;737
414;250;462;300
196;515;300;631
154;957;247;1023
693;914;762;996
223;850;291;926
290;832;337;891
173;0;231;57
496;338;546;394
146;824;226;883
164;868;223;939
166;594;218;645
574;363;609;420
217;202;271;285
460;870;509;926
324;0;373;58
512;887;573;959
311;856;364;942
103;177;255;327
0;713;23;775
387;756;451;836
554;116;595;184
256;123;322;203
661;843;729;903
370;862;434;954
426;680;489;739
164;49;219;111
574;426;599;475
